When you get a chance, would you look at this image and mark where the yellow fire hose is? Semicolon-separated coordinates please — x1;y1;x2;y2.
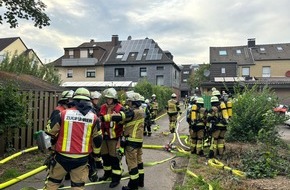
0;165;47;189
0;146;38;165
208;158;246;178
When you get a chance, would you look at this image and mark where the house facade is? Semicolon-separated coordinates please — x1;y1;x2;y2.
52;35;181;95
0;37;42;65
204;38;290;104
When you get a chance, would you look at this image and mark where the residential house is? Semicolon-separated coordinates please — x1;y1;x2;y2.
179;64;201;97
0;37;42;66
52;35;181;95
204;38;290;104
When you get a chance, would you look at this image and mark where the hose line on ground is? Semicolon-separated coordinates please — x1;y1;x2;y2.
0;146;38;165
207;158;246;178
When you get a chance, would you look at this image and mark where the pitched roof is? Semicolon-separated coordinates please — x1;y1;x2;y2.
106;38;174;64
0;37;19;51
0;71;66;91
210;42;290;65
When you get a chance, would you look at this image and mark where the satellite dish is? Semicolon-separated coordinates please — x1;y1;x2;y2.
203;69;210;77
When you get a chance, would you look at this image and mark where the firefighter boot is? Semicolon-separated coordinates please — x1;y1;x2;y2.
99;170;111;181
208;150;214;159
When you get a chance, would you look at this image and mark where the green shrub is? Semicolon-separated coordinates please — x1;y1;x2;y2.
226;85;283;143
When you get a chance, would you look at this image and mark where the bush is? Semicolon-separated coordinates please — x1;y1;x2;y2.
0;82;27;151
134;79;173;111
226;85;283;143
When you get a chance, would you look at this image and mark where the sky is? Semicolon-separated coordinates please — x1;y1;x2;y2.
0;0;290;65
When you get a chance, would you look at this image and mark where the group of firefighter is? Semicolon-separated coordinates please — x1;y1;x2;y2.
185;87;232;158
44;87;160;190
42;86;232;190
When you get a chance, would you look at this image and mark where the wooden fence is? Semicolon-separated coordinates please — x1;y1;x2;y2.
0;90;60;157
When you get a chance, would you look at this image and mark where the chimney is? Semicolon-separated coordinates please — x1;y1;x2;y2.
90;39;94;43
248;38;256;48
112;35;119;46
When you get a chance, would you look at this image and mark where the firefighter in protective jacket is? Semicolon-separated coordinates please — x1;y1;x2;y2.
166;93;181;133
99;88;125;188
102;92;145;190
207;95;229;158
186;97;207;156
44;87;102;190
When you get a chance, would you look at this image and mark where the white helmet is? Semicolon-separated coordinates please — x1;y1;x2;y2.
140;95;145;102
91;91;102;99
145;99;150;104
103;88;118;99
127;92;142;101
152;94;156;98
171;93;177;98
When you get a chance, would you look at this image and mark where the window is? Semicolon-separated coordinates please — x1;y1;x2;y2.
236;49;242;54
67;69;73;78
262;66;271;77
86;69;96;78
69;50;74;58
183;71;190;74
157;66;164;70
221;67;226;74
156;75;164;86
175;70;177;79
260;47;266;52
80;50;87;58
242;67;250;77
115;68;124;77
277;46;283;51
219;50;227;56
116;54;123;59
140;67;147;77
183;79;187;82
88;49;94;58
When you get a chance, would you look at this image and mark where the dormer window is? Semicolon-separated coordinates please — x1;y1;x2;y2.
116;54;123;59
260;47;265;52
277;46;283;51
219;50;227;56
236;49;242;54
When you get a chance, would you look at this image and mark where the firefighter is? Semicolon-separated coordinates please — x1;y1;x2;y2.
166;93;181;133
207;96;229;158
45;90;74;133
44;87;102;190
99;88;125;188
45;90;74;181
91;91;103;170
91;91;102;115
150;94;158;124
143;99;152;136
101;92;145;190
186;97;207;155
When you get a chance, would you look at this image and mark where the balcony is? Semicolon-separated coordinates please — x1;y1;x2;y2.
61;58;98;66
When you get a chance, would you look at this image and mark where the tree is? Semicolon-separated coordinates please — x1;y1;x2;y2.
0;0;50;28
0;53;60;84
187;64;210;91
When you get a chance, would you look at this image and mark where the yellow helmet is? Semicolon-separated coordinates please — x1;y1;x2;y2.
60;90;74;101
73;88;91;101
196;97;204;104
211;96;219;103
212;90;221;96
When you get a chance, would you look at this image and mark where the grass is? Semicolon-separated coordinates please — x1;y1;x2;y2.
0;150;48;183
